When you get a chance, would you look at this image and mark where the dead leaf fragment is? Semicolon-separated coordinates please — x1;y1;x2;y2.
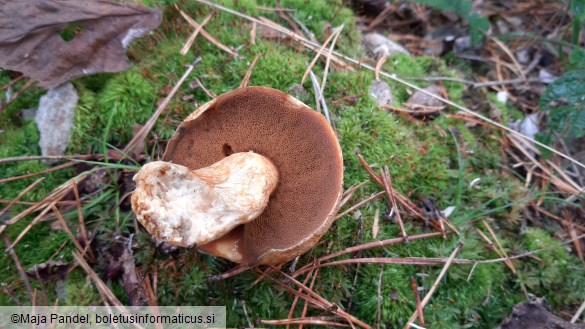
0;0;162;88
26;261;71;283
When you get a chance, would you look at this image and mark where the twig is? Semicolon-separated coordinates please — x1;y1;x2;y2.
2;234;33;301
374;55;388;81
490;37;526;80
250;21;256;44
481;220;516;273
180;14;213;56
123;57;200;156
403;242;464;329
410;277;424;326
240;54;261;88
299;266;319;329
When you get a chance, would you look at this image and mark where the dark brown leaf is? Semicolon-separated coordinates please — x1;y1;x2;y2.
26;261;71;283
0;0;161;88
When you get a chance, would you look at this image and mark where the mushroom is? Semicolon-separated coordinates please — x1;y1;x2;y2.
131;86;343;265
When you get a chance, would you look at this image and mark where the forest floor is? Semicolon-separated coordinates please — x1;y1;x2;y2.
0;0;584;328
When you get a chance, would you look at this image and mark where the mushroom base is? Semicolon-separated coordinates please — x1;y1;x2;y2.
131;151;279;248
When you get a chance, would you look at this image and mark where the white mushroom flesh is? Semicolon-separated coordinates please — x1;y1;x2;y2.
131;151;278;247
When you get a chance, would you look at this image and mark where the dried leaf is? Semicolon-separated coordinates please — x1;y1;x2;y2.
26;261;70;283
0;0;161;88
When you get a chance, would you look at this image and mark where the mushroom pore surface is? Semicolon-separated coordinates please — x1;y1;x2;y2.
164;87;343;264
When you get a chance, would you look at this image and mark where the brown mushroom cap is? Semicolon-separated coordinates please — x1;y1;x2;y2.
163;86;343;265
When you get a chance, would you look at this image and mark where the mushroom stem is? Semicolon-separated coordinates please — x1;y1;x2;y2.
132;151;278;248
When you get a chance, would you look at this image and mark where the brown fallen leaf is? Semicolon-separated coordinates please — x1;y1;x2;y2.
0;0;161;89
26;261;71;283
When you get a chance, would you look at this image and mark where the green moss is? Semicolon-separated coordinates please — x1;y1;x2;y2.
0;1;582;328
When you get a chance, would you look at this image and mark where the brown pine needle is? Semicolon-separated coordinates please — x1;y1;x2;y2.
374;54;388;81
192;78;217;98
410;276;425;326
0;177;44;218
481;220;516;273
193;0;585;171
250;21;256;44
176;5;241;58
335;191;385;220
0;75;24;91
382;165;408;241
51;205;86;256
239;54;261;88
377;266;383;329
0;154;92;165
180;14;213;56
2;234;33;300
286;267;315;329
260;317;350;327
319;24;344;104
301;28;341;85
294;231;450;277
269;267;372;329
403;242;464;329
0;79;34;113
0;161;76;184
123;57;200;155
355;151;424;219
72;251;124;307
71;181;95;262
372;208;380;239
299;266;319;329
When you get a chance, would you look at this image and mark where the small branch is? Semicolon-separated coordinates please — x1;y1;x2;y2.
0;177;44;218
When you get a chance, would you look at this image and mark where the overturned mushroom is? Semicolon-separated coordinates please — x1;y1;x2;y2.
132;87;343;265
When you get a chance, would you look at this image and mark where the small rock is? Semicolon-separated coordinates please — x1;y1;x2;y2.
497;91;509;104
21;108;37;121
510;113;539;157
35;82;78;164
498;297;585;329
369;79;394;108
289;84;311;104
363;33;409;59
539;69;557;84
453;36;472;54
516;48;530;64
404;85;444;120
